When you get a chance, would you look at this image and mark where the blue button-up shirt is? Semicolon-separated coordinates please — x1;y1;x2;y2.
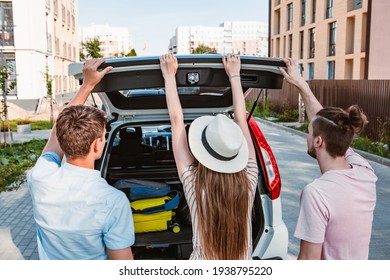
27;153;134;260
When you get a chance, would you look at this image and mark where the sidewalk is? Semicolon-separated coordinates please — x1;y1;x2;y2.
0;130;50;260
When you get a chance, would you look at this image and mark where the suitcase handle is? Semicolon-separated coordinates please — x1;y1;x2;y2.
131;191;181;214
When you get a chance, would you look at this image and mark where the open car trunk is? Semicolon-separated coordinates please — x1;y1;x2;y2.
101;122;267;259
70;54;287;259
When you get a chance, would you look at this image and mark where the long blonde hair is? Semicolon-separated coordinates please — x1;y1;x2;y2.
194;162;251;259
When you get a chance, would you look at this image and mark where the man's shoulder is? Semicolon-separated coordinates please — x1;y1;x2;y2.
93;181;128;204
28;153;62;184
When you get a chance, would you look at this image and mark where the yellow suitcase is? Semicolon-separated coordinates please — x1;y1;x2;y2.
130;193;180;233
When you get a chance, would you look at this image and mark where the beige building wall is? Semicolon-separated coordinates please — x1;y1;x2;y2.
269;0;372;80
366;0;390;79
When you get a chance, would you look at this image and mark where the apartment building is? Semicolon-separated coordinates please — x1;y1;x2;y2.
169;21;268;57
0;0;79;101
269;0;390;80
79;24;133;58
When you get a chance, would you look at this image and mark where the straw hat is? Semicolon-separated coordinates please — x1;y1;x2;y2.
188;114;249;173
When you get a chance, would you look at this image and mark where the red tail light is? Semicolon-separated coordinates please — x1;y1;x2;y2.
248;116;281;200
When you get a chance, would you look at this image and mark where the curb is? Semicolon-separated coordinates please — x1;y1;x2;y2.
256;118;390;168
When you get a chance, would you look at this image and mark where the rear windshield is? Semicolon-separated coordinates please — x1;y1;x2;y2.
120;87;230;98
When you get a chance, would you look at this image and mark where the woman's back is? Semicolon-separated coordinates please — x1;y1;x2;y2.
181;159;258;260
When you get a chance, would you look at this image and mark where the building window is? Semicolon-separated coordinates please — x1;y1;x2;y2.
0;2;14;47
47;33;52;53
62;4;66;24
298;64;304;75
329;22;336;56
301;0;306;26
308;63;314;80
312;0;316;23
45;0;50;12
289;34;293;58
53;0;58;15
326;0;333;19
299;31;304;59
275;9;281;35
0;54;16;95
354;0;363;9
327;61;335;80
287;3;293;31
309;28;315;58
63;42;67;57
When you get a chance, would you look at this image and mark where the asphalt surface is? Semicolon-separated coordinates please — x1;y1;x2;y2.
0;124;389;260
257;119;390;260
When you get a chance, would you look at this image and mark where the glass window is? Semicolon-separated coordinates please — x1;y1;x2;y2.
299;31;304;59
308;63;314;80
327;61;335;80
298;64;304;75
309;28;315;58
287;3;293;31
312;0;316;23
301;0;306;26
354;0;363;9
1;53;17;95
289;34;293;58
326;0;333;19
0;2;14;46
329;22;336;56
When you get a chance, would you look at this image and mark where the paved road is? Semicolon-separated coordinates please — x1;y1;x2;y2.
258;120;390;260
0;125;389;260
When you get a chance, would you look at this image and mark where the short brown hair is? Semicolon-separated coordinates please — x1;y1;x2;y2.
313;105;368;157
56;105;106;160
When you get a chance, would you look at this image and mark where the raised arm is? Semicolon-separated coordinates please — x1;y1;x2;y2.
41;59;112;158
279;58;322;121
160;54;194;176
222;54;256;160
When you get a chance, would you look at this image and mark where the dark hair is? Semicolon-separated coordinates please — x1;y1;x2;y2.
312;105;368;157
56;105;106;160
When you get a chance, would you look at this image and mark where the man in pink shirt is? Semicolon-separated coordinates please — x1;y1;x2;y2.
280;58;377;260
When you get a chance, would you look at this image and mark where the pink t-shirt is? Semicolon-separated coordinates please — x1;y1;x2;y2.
294;148;377;260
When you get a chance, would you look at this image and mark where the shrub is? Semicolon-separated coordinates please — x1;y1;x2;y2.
0;139;47;192
16;119;31;125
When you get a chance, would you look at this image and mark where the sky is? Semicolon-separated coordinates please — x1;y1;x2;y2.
78;0;269;56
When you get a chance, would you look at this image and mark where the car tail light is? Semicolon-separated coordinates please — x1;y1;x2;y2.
247;115;281;200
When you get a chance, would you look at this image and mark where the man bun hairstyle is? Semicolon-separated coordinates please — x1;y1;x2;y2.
56;105;106;160
347;105;368;134
313;105;367;157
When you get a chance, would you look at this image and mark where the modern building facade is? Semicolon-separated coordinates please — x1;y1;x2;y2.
269;0;390;80
79;24;133;58
0;0;79;101
169;21;268;57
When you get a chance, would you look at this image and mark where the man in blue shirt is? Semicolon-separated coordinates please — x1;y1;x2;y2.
28;59;135;260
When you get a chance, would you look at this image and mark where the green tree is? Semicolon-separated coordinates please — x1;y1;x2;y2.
114;48;137;57
43;66;55;125
80;37;103;59
192;44;216;54
0;64;16;146
128;48;137;56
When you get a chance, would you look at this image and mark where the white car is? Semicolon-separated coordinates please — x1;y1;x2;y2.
69;54;288;259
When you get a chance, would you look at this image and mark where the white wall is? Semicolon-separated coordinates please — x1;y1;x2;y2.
12;0;47;99
2;0;79;100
